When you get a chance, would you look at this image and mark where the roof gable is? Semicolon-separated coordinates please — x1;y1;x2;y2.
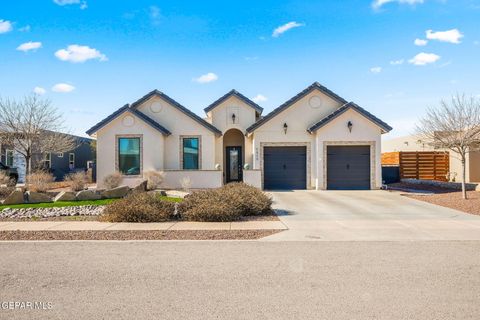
307;102;392;133
204;90;263;115
131;90;222;135
246;82;348;133
86;104;171;136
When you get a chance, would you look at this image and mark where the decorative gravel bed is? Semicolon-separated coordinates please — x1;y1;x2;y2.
0;230;281;241
0;205;105;220
407;191;480;216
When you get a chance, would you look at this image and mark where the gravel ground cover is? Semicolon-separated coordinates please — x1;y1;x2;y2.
387;182;480;216
0;230;281;240
0;205;105;219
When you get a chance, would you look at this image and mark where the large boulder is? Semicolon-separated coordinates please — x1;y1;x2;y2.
54;191;77;202
76;190;102;201
132;180;147;193
2;189;25;205
101;185;130;199
26;191;53;204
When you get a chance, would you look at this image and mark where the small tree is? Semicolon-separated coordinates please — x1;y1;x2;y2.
416;94;480;199
0;94;76;175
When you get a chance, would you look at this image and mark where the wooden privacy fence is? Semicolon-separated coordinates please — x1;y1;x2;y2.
381;151;449;181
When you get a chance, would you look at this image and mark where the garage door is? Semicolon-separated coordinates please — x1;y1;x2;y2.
327;146;370;190
264;146;306;190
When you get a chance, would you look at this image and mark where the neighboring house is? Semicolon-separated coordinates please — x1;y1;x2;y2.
382;134;480;183
87;82;392;190
0;134;94;182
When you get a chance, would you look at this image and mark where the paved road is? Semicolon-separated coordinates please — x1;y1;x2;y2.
265;190;480;241
1;241;480;320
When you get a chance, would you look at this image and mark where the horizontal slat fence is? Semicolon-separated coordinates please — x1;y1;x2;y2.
381;151;449;182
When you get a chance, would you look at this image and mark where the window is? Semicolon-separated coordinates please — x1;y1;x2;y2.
44;153;51;168
182;137;199;170
57;153;64;158
118;137;141;175
5;150;14;167
69;153;75;169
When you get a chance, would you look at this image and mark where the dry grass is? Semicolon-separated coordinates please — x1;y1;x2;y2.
64;171;88;191
103;172;123;189
26;171;55;193
144;170;165;190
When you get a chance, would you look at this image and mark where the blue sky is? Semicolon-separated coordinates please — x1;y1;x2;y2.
1;0;479;138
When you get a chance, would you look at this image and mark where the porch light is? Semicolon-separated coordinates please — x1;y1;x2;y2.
347;121;353;133
231;113;236;124
283;123;288;134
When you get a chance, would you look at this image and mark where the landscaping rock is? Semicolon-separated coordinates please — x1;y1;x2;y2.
54;191;77;202
132;180;147;193
2;189;25;205
149;189;167;196
166;190;189;198
101;185;130;199
0;205;105;219
26;191;53;204
76;190;102;201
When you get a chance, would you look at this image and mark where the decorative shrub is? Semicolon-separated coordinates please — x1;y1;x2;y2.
64;171;88;192
0;186;15;201
103;172;123;189
26;171;55;193
180;176;192;192
100;192;175;222
144;170;165;190
178;183;273;222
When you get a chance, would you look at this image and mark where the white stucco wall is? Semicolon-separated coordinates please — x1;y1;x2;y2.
251;89;344;189
162;170;222;189
315;108;383;190
95;110;165;188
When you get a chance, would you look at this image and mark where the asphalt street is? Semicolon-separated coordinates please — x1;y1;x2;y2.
1;241;479;320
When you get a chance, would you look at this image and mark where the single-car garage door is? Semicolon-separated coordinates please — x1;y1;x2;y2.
327;146;370;190
264;146;306;190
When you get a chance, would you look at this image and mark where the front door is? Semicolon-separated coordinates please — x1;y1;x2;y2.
226;146;243;183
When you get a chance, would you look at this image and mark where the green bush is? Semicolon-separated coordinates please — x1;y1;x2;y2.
100;192;175;222
178;183;272;222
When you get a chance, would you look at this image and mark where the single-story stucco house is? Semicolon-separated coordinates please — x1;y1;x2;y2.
86;82;392;190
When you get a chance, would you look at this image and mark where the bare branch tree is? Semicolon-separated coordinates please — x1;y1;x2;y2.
416;94;480;199
0;94;77;175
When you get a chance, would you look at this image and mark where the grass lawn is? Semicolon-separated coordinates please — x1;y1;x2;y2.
0;195;182;210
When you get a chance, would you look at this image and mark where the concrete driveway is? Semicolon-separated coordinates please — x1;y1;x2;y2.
264;190;480;241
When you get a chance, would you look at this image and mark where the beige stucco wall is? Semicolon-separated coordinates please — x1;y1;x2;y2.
315;108;383;190
382;134;475;183
135;96;217;170
251;89;344;189
96;110;165;188
243;170;262;188
162;170;223;189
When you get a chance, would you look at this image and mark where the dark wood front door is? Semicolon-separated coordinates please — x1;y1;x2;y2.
226;146;243;183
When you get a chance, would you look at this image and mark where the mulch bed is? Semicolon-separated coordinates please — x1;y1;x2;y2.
0;230;281;241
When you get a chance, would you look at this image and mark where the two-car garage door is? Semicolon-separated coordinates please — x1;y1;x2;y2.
263;145;371;190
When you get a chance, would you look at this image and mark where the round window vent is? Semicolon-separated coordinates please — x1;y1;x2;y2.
122;115;135;127
309;95;323;109
150;101;163;113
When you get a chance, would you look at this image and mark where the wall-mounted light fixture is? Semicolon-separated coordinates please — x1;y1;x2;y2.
347;121;353;133
283;123;288;134
231;113;236;124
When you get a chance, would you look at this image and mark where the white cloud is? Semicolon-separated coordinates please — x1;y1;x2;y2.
252;94;267;103
408;52;440;65
372;0;424;10
0;20;13;34
370;66;382;74
52;83;75;93
414;38;428;46
33;87;46;95
55;45;107;63
16;41;42;52
272;21;305;38
53;0;79;5
19;25;31;32
390;59;404;65
426;29;464;44
80;1;87;9
193;72;218;84
149;6;161;25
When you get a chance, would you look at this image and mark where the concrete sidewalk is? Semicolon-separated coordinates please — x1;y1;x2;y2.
0;220;287;231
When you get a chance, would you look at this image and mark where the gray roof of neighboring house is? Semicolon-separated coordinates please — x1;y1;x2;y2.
307;102;393;133
130;89;222;135
246;82;349;133
85;104;172;136
204;89;263;115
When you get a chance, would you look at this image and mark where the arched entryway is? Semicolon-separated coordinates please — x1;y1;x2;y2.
223;128;245;183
